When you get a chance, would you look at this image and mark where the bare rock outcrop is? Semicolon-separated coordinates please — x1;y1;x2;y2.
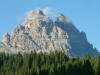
0;9;99;57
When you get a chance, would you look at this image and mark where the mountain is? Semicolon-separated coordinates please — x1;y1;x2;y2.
0;9;99;57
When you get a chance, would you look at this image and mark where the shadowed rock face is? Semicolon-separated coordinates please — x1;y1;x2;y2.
0;9;99;57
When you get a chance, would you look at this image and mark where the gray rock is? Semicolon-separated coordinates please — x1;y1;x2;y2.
0;9;99;57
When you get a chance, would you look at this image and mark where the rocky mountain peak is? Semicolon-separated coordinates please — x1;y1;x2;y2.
2;32;10;45
0;9;99;57
56;14;72;24
26;9;46;20
56;14;65;22
35;9;45;15
23;9;53;31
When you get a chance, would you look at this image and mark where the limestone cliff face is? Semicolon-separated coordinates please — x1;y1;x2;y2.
0;9;99;57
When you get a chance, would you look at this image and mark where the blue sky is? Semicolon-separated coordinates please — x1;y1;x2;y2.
0;0;100;51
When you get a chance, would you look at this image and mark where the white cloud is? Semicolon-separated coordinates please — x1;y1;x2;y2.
26;7;52;16
26;10;33;18
17;7;61;21
41;7;60;20
24;7;53;20
41;7;52;15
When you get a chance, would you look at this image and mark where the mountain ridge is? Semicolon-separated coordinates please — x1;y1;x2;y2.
0;9;99;57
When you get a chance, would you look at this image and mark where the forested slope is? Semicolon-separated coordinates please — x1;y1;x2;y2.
0;51;100;75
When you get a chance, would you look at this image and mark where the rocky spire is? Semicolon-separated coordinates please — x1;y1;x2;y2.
2;32;10;45
35;9;45;15
23;9;53;30
26;9;45;20
55;14;72;24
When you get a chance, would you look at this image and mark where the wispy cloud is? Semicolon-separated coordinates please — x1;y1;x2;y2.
41;7;52;15
17;7;61;21
41;7;61;20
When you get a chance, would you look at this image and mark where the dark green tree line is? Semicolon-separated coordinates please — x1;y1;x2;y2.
0;51;100;75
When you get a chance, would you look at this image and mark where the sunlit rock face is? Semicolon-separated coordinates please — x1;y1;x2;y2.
0;9;99;57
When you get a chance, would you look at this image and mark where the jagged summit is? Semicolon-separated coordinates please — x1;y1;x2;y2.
56;14;66;22
26;9;46;20
23;9;52;29
56;14;72;24
29;9;45;16
0;9;99;57
34;9;45;15
2;32;10;45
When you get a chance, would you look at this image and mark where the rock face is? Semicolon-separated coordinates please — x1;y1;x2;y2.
0;9;99;57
